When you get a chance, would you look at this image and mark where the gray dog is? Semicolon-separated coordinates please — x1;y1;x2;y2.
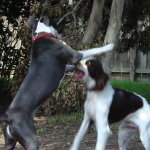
0;16;114;150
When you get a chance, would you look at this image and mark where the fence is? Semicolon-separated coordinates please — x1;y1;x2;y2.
110;50;150;82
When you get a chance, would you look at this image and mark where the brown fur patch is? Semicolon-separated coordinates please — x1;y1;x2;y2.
86;60;109;91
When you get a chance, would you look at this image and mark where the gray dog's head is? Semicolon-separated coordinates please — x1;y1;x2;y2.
25;16;61;39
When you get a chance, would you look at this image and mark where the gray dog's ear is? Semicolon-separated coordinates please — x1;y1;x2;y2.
25;16;36;29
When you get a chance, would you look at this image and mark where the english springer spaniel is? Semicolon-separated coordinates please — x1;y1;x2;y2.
70;57;150;150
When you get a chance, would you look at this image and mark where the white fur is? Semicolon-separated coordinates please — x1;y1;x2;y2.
59;40;67;45
78;43;114;59
75;57;96;89
65;64;74;72
70;59;150;150
35;21;61;40
7;125;13;138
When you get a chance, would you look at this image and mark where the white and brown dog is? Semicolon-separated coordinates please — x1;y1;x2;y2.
70;57;150;150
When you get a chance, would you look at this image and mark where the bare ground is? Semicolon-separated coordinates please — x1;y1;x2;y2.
0;115;145;150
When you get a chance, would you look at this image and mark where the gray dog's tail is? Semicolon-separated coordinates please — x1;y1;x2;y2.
0;114;10;124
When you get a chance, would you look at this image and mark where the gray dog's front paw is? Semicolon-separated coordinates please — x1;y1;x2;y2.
66;65;75;72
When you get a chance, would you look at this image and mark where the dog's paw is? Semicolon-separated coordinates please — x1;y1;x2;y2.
69;148;76;150
69;145;79;150
109;43;114;50
106;43;114;51
100;43;114;53
66;65;75;72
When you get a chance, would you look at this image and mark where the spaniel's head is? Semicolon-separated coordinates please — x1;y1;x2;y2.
73;57;109;91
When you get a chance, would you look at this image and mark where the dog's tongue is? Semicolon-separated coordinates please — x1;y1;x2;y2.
73;71;85;79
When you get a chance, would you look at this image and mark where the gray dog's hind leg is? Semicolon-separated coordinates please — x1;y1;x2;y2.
14;120;38;150
3;124;17;150
4;112;38;150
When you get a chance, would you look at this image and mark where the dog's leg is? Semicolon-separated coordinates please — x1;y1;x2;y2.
15;122;38;150
139;122;150;150
95;114;111;150
3;124;17;150
70;113;90;150
140;132;150;150
57;43;114;64
9;113;39;150
118;122;138;150
78;43;114;60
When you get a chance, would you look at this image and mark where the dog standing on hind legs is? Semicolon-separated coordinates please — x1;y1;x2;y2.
70;57;150;150
0;16;114;150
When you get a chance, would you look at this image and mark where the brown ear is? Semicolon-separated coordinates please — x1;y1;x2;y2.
86;60;109;90
97;73;109;90
86;60;102;80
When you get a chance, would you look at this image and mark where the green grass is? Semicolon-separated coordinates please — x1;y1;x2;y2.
0;77;13;87
113;124;119;133
47;111;84;123
36;125;46;135
110;79;150;103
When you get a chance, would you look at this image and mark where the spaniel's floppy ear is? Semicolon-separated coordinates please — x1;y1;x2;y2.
97;72;109;90
86;60;109;90
86;60;102;79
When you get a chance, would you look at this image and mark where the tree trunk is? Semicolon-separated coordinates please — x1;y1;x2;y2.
68;0;73;5
81;0;105;45
103;0;125;74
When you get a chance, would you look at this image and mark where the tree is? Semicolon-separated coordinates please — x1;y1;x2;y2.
119;0;150;54
102;0;125;74
0;0;31;79
81;0;105;45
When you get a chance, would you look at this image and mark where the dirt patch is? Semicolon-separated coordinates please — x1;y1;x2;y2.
0;115;145;150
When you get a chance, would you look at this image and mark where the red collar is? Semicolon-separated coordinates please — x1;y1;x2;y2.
32;32;57;42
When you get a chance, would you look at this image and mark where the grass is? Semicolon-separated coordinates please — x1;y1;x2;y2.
47;111;84;123
34;112;85;136
110;79;150;103
113;124;119;133
0;77;12;87
36;125;46;135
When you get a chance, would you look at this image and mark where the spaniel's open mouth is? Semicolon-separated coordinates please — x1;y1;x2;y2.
73;68;85;79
